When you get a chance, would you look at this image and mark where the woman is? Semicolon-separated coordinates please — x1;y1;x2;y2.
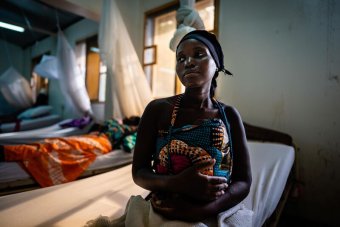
132;30;252;224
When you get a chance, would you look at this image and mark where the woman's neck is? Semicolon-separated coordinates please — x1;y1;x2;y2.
182;89;213;109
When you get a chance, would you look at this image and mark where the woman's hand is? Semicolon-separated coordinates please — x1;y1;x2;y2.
150;193;209;222
174;159;228;202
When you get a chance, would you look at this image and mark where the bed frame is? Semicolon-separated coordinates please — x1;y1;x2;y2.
243;122;293;146
243;122;295;227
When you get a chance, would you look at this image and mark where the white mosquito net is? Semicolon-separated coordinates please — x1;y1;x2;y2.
56;30;92;118
99;0;153;119
33;55;59;80
0;67;33;110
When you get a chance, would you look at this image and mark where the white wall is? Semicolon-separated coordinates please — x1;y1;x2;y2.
216;0;340;225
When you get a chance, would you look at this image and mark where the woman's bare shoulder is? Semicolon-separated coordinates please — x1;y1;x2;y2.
145;95;180;112
217;102;239;115
216;101;243;125
141;95;180;126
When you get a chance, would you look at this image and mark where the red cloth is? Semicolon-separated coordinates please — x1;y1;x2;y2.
4;134;112;187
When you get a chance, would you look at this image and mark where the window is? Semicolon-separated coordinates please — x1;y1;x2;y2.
76;35;106;103
144;0;218;98
31;54;49;103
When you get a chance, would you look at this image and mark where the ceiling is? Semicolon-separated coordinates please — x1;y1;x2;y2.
0;0;84;48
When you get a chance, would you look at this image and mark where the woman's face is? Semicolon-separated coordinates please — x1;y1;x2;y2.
176;39;217;90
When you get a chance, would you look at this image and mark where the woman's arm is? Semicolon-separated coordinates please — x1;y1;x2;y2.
214;105;252;210
132;99;171;191
132;99;228;201
151;106;252;221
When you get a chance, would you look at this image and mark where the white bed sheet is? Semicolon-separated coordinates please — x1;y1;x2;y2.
0;141;294;227
244;141;295;227
0;114;61;133
0;119;93;144
0;165;148;227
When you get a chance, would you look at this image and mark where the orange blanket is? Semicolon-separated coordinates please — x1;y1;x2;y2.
3;133;112;187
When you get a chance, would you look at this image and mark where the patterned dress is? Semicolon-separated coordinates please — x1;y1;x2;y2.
153;95;233;183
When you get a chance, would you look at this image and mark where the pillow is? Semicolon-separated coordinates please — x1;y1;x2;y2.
17;105;53;120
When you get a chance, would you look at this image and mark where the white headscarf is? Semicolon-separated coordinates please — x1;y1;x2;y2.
169;0;205;51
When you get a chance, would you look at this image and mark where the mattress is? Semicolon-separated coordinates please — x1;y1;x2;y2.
0;141;294;227
0;119;93;144
244;141;295;227
0;114;61;133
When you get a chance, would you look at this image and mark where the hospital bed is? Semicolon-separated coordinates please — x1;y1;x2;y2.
0;118;134;195
0;114;61;133
0;123;295;227
0;105;63;134
0;118;94;145
0;148;134;196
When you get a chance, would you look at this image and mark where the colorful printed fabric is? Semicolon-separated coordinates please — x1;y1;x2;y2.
154;95;233;182
101;119;137;151
122;132;137;152
3;134;112;187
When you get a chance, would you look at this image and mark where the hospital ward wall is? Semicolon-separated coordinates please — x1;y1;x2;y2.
22;19;99;119
0;19;99;119
215;1;339;226
0;40;25;115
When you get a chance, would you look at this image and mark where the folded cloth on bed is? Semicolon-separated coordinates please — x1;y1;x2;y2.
2;133;112;187
85;195;253;227
59;115;92;129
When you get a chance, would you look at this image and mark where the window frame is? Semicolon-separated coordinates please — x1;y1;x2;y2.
76;35;106;103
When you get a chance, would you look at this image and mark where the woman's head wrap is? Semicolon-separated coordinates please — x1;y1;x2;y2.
169;0;205;51
176;30;232;75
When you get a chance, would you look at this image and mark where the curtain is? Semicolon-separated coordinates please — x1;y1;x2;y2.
56;30;92;118
99;0;153;120
0;67;33;110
